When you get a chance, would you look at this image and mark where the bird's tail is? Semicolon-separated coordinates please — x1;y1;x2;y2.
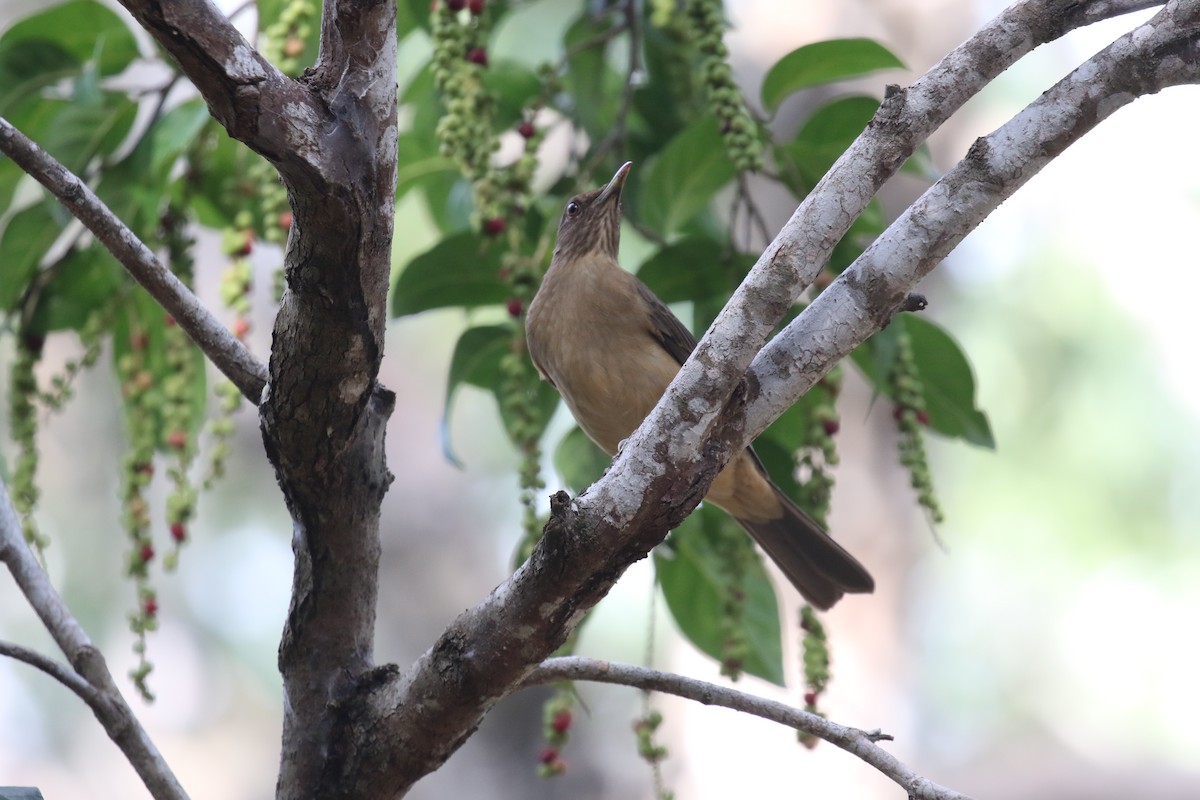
735;485;874;610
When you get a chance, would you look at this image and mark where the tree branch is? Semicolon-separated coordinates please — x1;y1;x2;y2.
0;478;189;800
743;0;1200;437
526;656;971;800
371;1;1193;793
0;639;100;706
0;118;268;404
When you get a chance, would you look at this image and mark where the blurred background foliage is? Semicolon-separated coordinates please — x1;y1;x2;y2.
0;0;1197;798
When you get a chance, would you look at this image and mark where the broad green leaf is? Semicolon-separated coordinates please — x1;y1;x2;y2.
640;118;736;236
397;0;432;37
553;426;610;493
852;315;994;448
484;60;541;130
27;247;122;333
636;238;753;304
761;38;904;113
0;203;62;311
441;325;512;464
903;315;994;448
396;132;457;200
421;173;474;234
144;100;211;178
0;1;139;78
391;232;508;316
562;14;620;136
655;506;785;686
40;90;138;175
780;95;879;193
0;97;68;212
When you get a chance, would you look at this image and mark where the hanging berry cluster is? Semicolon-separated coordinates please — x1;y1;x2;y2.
432;0;562;549
890;328;944;524
633;708;674;800
684;0;764;172
117;326;163;701
159;207;199;571
8;335;47;553
537;687;573;778
712;521;754;681
261;0;316;77
796;365;843;528
797;604;830;749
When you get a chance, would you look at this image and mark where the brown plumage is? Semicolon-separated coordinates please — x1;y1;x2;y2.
525;162;874;609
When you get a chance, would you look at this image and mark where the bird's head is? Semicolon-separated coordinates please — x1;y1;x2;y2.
552;161;631;262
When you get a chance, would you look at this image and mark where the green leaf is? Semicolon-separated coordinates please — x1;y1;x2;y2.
639;118;736;236
903;315;994;448
0;1;139;78
27;247;122;333
484;60;541;131
780;95;879;193
636;238;752;304
391;231;508;316
761;38;904;113
553;426;610;493
396;132;457;200
852;316;994;448
397;0;433;37
0;203;62;311
143;100;211;178
655;506;785;686
441;325;512;464
40;90;138;174
562;14;620;136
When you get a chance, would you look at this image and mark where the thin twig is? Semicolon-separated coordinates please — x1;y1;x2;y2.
0;640;100;706
526;656;971;800
0;477;190;800
0;116;268;404
579;0;642;180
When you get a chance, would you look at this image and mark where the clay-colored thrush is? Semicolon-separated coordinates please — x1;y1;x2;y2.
526;162;874;609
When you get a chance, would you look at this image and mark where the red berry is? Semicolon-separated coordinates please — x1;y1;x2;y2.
506;298;523;317
278;211;293;230
822;418;840;436
170;522;187;543
236;229;254;256
483;217;506;236
166;430;188;450
538;746;559;765
144;597;158;617
803;691;818;706
916;410;931;426
232;317;252;339
140;543;155;563
164;314;177;327
517;120;536;139
466;47;488;67
446;0;465;9
467;0;484;13
551;709;572;734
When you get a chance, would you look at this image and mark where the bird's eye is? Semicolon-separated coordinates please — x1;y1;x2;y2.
566;201;580;217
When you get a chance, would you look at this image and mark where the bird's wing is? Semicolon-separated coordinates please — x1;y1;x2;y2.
636;280;697;366
636;279;778;479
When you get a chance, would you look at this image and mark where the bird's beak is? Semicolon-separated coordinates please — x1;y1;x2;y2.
595;161;632;206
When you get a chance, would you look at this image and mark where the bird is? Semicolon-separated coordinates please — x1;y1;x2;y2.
525;161;874;609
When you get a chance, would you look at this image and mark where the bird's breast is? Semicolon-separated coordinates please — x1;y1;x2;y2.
527;262;680;454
